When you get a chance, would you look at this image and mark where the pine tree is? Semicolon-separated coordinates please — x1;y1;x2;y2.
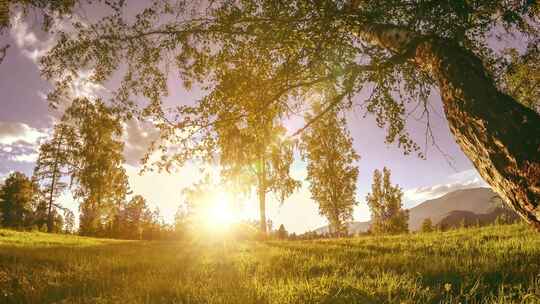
366;167;408;235
301;100;359;237
33;124;74;232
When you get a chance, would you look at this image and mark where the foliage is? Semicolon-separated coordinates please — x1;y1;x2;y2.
33;124;73;232
301;99;359;237
215;92;300;233
421;218;434;233
366;167;408;235
0;0;124;65
0;172;73;233
501;42;540;113
0;172;38;229
62;208;75;233
0;0;124;32
106;195;159;240
37;0;540;228
276;224;288;240
60;98;129;236
39;0;538;161
1;224;539;303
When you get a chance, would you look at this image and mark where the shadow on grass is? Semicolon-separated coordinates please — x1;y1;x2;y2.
264;235;540;303
0;240;280;304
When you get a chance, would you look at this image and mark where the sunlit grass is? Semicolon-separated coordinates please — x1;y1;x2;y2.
1;224;539;303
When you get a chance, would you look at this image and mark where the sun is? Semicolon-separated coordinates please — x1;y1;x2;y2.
203;193;238;230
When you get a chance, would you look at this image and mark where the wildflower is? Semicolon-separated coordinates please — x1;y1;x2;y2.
444;283;452;292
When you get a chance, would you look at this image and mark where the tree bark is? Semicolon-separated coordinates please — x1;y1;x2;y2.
361;25;540;230
258;157;267;235
47;137;63;233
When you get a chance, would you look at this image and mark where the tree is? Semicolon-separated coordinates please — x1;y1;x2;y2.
421;218;434;233
218;115;300;235
123;195;149;240
63;209;75;233
40;1;540;229
33;124;74;232
301;99;359;237
501;41;540;113
366;167;408;235
276;224;288;240
0;172;37;229
61;98;129;236
198;54;301;235
174;202;191;239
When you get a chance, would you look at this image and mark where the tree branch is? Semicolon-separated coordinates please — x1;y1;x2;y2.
0;44;9;65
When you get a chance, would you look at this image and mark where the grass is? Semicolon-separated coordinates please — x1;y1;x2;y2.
1;224;539;303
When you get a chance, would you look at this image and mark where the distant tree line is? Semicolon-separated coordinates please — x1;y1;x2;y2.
0;172;70;233
0;170;179;240
0;98;179;240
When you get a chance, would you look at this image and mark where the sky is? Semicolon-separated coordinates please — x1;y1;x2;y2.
0;7;490;233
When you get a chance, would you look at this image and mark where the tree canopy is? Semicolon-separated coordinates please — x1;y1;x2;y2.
301;99;359;237
35;0;540;229
60;98;129;236
0;172;37;228
366;167;408;235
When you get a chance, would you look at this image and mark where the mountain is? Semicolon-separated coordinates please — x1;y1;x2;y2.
437;208;519;229
407;187;499;230
314;187;515;234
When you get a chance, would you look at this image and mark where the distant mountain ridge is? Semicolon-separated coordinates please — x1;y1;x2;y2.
314;187;516;234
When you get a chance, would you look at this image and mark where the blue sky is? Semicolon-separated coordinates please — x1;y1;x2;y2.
0;9;489;233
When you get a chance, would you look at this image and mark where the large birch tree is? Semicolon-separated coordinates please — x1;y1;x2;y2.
40;1;540;229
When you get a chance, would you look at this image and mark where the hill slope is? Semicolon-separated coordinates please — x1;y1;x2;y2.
315;187;507;234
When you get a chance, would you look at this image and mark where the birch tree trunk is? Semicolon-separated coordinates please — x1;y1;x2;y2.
360;24;540;230
258;153;267;235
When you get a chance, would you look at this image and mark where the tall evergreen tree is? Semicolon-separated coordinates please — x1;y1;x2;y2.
33;124;74;232
62;98;129;236
301;100;359;237
0;172;37;229
366;167;408;235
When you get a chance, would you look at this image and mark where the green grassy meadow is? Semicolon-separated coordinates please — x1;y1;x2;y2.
1;224;539;304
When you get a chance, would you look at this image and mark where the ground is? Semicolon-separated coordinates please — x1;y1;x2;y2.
0;224;539;303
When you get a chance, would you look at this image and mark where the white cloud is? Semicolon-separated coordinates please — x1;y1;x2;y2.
0;121;47;145
10;11;104;103
10;11;55;63
123;119;161;166
403;169;489;208
9;152;39;163
70;69;105;99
